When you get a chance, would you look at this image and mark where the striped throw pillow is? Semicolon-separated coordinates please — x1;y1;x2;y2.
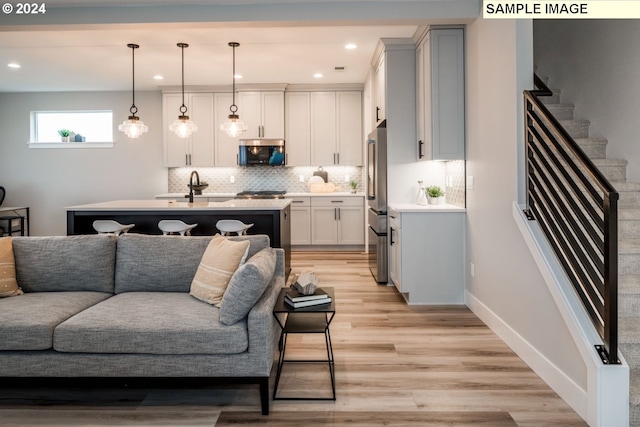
0;237;23;297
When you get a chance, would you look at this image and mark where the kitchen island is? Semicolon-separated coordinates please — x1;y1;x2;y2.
66;199;292;274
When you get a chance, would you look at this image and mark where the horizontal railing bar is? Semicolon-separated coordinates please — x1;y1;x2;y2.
526;119;605;231
530;192;605;330
528;139;605;260
527;107;605;207
529;170;605;292
525;93;617;195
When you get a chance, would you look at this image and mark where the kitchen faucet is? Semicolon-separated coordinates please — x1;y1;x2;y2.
188;170;200;203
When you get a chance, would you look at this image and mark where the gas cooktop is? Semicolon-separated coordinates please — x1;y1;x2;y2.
235;190;287;199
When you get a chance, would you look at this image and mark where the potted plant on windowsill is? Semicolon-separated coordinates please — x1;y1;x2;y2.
426;185;445;205
58;129;71;142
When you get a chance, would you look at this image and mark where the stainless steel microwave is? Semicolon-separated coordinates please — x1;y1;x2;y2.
238;139;285;166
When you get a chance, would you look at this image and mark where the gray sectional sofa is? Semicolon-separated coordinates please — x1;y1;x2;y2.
0;233;284;415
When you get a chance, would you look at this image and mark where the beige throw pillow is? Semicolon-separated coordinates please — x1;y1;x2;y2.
190;234;250;306
0;237;23;297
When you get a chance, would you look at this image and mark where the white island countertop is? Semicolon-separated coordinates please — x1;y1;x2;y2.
67;199;292;211
389;202;466;213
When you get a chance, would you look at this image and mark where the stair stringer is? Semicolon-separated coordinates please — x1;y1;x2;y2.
512;202;629;427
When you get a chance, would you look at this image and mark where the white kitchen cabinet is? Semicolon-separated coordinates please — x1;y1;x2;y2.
310;91;363;166
388;207;464;304
311;196;364;245
373;54;386;126
163;93;215;167
238;91;285;139
389;211;402;291
214;93;239;167
285;92;311;166
288;196;311;245
416;27;465;161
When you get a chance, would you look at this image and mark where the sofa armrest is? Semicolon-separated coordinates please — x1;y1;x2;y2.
246;248;285;374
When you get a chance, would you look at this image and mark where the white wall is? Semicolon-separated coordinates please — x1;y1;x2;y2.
465;17;588;409
0;91;167;235
534;20;640;182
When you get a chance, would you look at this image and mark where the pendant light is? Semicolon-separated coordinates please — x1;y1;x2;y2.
169;43;198;139
119;43;149;139
220;42;247;138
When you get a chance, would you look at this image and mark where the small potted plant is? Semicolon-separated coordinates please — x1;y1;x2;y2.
349;180;357;194
426;185;445;205
58;129;71;142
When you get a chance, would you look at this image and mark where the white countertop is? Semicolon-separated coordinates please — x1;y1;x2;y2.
67;199;291;211
389;202;466;213
155;192;365;199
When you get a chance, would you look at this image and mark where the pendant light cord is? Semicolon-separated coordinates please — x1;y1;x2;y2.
127;43;139;117
178;43;188;116
230;42;239;115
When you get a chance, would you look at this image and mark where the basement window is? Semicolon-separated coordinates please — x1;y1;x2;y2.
29;110;114;148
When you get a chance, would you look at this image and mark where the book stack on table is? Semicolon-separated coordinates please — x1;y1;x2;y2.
284;288;332;308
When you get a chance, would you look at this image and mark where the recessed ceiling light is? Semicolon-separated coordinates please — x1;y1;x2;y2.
345;43;358;50
153;75;164;80
313;73;323;78
7;63;21;69
234;74;243;79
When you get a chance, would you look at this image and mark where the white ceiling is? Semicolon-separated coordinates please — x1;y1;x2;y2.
0;0;478;92
0;24;419;92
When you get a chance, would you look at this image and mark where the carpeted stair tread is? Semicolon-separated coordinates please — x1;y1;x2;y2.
630;368;640;405
592;158;628;167
620;275;640;294
619;317;640;344
618;239;640;255
544;103;575;120
619;209;640;221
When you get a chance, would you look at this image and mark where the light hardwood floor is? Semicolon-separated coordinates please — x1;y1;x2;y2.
0;251;587;427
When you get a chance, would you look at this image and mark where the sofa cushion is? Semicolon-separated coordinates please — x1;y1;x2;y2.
0;291;112;350
12;235;117;293
0;237;22;297
54;292;249;355
220;247;277;326
190;234;250;306
114;234;270;294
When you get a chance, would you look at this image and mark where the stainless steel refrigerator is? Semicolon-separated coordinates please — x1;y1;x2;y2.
367;125;388;283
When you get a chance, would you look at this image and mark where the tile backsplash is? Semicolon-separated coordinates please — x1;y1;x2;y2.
168;165;363;194
445;160;466;208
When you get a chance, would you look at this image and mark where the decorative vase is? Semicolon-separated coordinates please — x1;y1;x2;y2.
61;136;69;142
428;196;440;205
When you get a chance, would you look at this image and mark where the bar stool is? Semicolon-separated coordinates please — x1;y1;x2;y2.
215;219;254;236
158;220;198;236
92;220;134;236
0;215;25;237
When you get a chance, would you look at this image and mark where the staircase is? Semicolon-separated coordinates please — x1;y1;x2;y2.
540;76;640;425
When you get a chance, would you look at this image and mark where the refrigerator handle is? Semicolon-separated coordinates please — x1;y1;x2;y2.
390;226;394;245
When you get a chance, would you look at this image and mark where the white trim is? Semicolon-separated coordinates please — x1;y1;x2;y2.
27;142;114;149
507;201;628;427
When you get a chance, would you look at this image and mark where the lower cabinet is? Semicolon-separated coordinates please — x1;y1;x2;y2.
311;197;364;245
287;196;364;247
289;197;311;245
388;207;464;304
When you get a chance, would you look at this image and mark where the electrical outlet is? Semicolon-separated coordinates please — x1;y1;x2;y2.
344;174;350;182
230;175;235;183
299;175;305;183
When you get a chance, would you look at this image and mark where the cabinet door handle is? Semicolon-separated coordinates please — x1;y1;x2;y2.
185;154;189;165
418;140;424;159
336;152;340;164
331;200;344;203
292;200;304;203
334;208;337;220
338;207;341;220
376;106;380;122
390;226;395;245
189;154;192;165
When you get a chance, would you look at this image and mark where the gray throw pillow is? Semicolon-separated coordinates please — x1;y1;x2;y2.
219;247;276;326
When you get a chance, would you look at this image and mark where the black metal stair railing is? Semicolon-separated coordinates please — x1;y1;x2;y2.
524;75;620;365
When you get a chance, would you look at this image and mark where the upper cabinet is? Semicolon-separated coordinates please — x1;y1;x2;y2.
214;92;239;167
309;91;363;166
163;92;215;167
238;91;285;139
285;92;311;166
416;27;465;161
373;55;386;127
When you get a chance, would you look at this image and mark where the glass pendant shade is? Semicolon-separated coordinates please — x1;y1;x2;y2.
222;42;247;138
119;116;148;138
221;114;247;138
120;43;148;139
170;115;198;139
172;42;197;139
